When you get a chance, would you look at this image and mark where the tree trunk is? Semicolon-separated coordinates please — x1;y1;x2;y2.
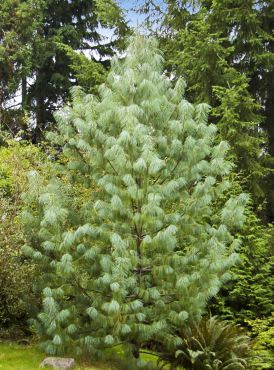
21;77;27;110
32;70;46;144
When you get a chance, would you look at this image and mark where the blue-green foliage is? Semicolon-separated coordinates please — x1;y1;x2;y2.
23;35;248;366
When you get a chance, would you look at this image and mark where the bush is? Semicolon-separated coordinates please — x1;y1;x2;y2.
0;139;48;335
157;316;251;370
247;315;274;370
0;193;36;332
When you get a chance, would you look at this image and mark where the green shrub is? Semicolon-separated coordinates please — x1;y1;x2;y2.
0;140;49;335
247;315;274;369
157;316;251;370
0;193;36;331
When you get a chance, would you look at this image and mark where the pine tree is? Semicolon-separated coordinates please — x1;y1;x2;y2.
23;35;247;366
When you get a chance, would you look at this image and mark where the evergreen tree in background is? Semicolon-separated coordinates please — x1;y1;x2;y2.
0;0;44;135
211;200;274;323
140;0;271;208
23;36;248;366
0;0;128;142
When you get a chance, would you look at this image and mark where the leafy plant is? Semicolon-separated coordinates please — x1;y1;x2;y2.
247;315;274;370
158;316;251;370
0;193;34;330
0;140;48;335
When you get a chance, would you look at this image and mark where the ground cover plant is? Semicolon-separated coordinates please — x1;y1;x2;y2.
157;316;251;370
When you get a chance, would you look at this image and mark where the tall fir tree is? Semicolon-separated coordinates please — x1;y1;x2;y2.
139;0;267;205
23;35;247;366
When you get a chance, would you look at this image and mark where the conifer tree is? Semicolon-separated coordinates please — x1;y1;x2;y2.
23;35;247;366
0;0;128;142
210;201;274;323
140;1;267;202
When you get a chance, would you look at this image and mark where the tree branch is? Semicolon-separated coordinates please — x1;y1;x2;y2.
107;159;119;176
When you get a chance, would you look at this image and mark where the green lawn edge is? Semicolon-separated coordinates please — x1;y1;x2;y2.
0;341;161;370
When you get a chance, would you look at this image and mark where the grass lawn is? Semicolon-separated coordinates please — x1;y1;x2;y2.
0;341;120;370
0;341;160;370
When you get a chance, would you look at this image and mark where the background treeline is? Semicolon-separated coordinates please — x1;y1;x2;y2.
0;0;128;142
0;0;273;369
